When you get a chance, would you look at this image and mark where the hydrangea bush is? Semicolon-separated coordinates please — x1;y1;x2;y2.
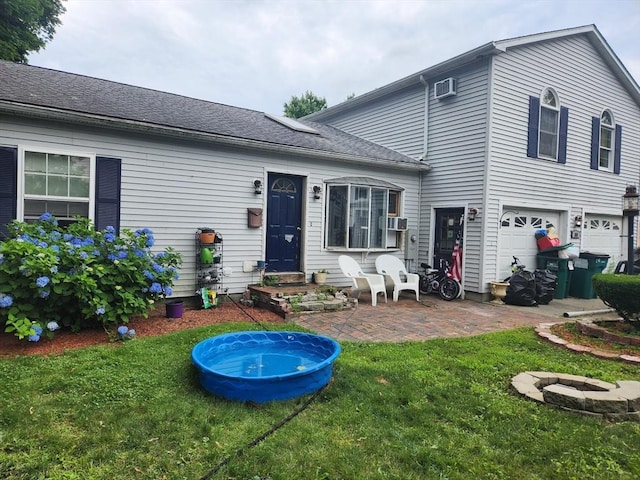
0;214;182;341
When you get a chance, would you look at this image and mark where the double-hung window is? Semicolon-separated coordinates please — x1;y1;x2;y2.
599;111;614;170
19;147;95;226
538;89;559;159
590;109;621;174
325;177;403;250
526;87;569;163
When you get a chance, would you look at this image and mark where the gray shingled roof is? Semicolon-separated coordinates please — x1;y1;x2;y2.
0;60;421;166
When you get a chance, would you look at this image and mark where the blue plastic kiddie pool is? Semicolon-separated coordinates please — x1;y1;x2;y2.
191;331;341;403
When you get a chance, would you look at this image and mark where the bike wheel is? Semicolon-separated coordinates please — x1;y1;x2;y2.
419;277;431;295
439;278;461;301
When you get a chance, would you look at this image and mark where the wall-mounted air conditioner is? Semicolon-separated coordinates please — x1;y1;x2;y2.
434;78;457;99
387;217;408;231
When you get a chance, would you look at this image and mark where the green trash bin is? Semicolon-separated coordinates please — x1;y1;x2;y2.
536;251;572;299
569;252;610;299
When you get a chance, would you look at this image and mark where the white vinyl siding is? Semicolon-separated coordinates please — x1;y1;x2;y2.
488;34;640;286
420;60;490;292
321;87;426;159
0;114;420;296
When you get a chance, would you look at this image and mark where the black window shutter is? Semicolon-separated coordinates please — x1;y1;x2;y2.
557;106;569;164
95;156;122;234
590;117;600;170
526;96;540;158
613;125;622;175
0;146;18;238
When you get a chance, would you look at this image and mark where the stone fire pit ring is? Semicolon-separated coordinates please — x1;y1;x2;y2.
511;371;640;422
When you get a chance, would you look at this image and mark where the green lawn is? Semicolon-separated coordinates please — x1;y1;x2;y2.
1;323;639;480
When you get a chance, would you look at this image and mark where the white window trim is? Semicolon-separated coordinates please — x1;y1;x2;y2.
17;145;96;222
598;109;615;172
538;88;560;161
324;183;403;252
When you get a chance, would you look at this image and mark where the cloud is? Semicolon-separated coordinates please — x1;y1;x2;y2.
28;0;640;114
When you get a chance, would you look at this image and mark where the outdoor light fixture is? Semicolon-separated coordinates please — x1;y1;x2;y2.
253;179;263;195
622;185;639;275
467;207;478;221
312;185;322;200
574;215;583;228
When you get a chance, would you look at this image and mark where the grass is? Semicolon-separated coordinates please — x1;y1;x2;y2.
1;323;640;479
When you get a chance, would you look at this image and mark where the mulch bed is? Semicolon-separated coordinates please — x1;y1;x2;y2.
0;300;284;358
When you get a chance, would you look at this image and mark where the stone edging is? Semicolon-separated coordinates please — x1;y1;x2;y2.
535;322;640;364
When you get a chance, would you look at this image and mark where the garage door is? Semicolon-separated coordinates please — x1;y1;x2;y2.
581;215;623;272
498;209;561;280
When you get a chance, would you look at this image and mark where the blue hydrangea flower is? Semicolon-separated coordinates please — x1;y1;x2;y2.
163;286;173;296
96;306;106;315
39;290;50;298
39;212;53;222
80;251;89;260
107;253;117;261
47;321;60;331
50;266;58;274
117;326;128;336
117;250;128;259
149;282;163;294
105;226;115;234
152;263;165;273
143;270;155;280
0;295;11;308
33;326;43;335
36;276;50;288
127;329;136;337
104;233;116;242
63;233;74;242
28;334;41;342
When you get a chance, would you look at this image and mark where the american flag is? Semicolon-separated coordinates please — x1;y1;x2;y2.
447;219;463;282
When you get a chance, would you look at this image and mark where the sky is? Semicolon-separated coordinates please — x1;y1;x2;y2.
28;0;640;115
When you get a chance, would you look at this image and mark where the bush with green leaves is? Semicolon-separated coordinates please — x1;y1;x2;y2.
0;214;182;341
592;273;640;321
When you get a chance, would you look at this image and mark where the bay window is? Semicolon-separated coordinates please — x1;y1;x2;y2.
325;177;403;250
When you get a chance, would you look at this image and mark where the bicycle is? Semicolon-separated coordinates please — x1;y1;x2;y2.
504;256;526;281
417;259;461;301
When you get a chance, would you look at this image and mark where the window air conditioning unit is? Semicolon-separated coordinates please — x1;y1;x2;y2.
387;217;408;231
434;78;457;99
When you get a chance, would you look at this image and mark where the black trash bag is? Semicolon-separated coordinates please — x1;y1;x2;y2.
534;269;557;305
504;270;537;306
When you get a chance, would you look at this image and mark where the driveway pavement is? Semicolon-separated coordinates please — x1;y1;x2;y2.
292;294;615;342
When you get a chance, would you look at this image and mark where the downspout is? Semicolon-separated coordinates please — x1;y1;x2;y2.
418;75;430;271
419;75;429;160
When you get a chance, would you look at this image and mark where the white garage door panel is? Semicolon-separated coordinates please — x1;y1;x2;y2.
582;215;623;271
498;210;561;281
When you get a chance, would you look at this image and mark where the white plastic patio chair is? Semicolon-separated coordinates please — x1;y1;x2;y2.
338;255;388;306
375;254;420;302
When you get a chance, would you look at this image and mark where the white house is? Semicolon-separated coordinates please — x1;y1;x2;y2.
307;24;640;300
1;24;639;303
0;60;427;298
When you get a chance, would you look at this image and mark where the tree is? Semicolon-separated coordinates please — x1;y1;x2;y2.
0;0;66;63
283;90;327;118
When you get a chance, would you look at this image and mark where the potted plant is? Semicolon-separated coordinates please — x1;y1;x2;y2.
313;269;329;285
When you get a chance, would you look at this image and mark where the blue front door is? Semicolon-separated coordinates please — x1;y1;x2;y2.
265;173;303;272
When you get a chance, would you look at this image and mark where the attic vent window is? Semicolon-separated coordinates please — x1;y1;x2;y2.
434;78;457;99
264;113;319;134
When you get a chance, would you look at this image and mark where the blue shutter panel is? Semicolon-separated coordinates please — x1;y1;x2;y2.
613;125;622;175
526;96;540;158
590;117;600;170
95;156;122;234
557;106;569;164
0;147;18;238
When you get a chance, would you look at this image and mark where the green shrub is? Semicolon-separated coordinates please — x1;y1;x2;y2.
592;273;640;321
0;214;182;341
